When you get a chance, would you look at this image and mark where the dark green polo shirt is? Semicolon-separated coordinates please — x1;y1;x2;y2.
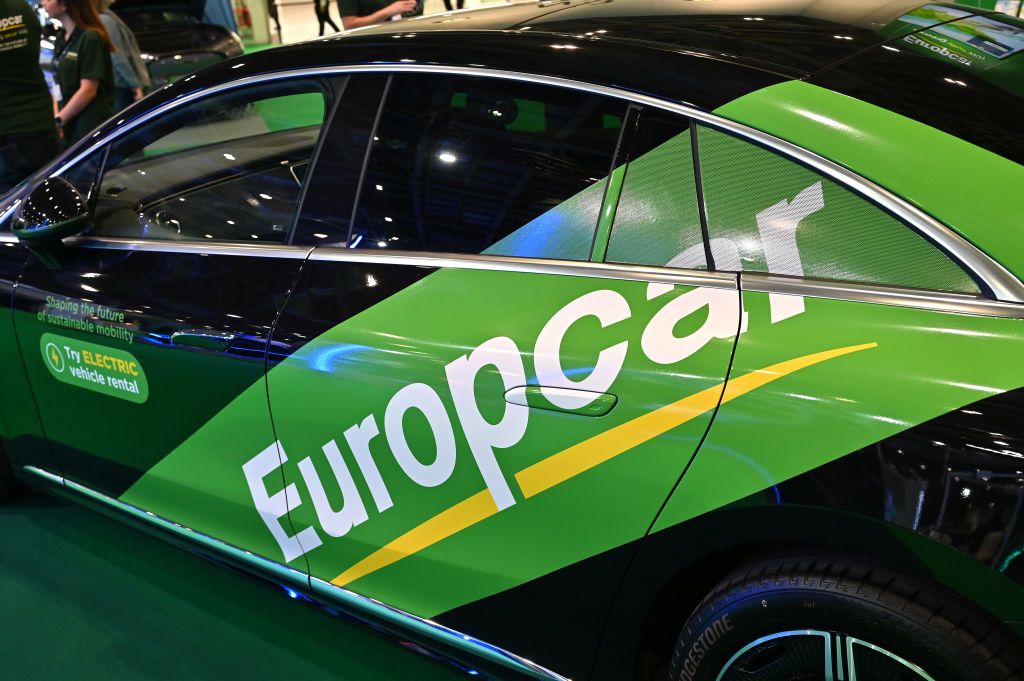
337;0;422;20
0;0;54;135
53;27;114;145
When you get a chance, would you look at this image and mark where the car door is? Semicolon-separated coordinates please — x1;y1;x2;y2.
12;75;336;561
250;72;739;674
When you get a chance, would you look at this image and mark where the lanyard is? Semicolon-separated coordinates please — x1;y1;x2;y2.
52;28;77;71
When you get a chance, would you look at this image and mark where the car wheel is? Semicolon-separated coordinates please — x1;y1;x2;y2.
669;556;1024;681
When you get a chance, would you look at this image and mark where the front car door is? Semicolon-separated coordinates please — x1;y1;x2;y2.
12;75;335;562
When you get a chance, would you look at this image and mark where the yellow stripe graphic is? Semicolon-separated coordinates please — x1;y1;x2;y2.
332;490;499;587
331;342;876;587
517;341;876;497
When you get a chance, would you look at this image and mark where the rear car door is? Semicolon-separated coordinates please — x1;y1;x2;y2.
12;75;334;561
656;123;1024;540
248;72;740;673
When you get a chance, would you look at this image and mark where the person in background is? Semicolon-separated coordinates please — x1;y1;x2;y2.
314;0;339;35
338;0;419;30
95;0;150;111
266;0;281;40
442;0;463;11
43;0;115;146
0;0;61;193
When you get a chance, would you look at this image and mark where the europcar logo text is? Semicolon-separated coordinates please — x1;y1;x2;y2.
244;183;826;563
0;14;25;30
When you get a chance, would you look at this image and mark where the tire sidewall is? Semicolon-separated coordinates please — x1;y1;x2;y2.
672;583;991;681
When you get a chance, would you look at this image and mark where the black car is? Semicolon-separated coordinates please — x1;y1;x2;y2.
109;0;244;87
3;1;1024;680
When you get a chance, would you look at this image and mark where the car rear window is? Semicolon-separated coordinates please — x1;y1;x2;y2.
695;125;980;294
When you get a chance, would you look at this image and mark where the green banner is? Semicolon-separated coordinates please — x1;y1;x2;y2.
40;333;149;404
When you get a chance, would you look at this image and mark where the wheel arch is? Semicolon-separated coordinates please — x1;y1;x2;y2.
591;503;1024;681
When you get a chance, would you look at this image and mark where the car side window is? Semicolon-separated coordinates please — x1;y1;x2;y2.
89;79;331;243
291;74;389;246
605;109;706;269
343;74;627;258
696;125;980;294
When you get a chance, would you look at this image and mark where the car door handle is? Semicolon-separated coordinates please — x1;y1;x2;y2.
504;386;617;416
170;330;238;351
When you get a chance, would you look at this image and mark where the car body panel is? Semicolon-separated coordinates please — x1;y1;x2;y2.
361;0;994;77
656;290;1024;531
118;260;741;617
12;248;305;559
273;267;737;615
492;0;993;76
813;11;1024;166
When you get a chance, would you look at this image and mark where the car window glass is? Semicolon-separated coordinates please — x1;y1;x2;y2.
62;149;105;205
696;125;980;294
605;109;705;269
346;74;627;258
90;79;329;243
292;74;389;246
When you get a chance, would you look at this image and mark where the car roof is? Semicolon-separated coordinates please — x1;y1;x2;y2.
349;0;991;77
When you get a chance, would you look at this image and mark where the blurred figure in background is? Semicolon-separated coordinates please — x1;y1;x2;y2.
442;0;463;11
266;0;281;40
339;0;419;30
44;0;115;146
96;0;150;110
314;0;339;35
0;0;61;193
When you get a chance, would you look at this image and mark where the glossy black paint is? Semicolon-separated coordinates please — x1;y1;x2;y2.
813;42;1024;166
363;0;990;76
773;388;1024;588
518;15;878;78
12;178;88;242
268;259;436;365
437;540;639;681
98;30;785;147
13;248;304;497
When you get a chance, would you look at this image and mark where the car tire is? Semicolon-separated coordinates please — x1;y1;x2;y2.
668;555;1024;681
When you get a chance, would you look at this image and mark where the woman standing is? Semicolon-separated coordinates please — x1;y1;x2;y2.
43;0;115;147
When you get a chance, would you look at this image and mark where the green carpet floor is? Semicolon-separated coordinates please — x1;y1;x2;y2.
0;491;464;680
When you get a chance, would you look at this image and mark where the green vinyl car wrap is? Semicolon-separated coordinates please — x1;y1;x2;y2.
3;2;1024;680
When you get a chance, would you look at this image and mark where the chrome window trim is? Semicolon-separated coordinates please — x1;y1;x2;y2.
20;465;569;681
310;247;738;288
58;237;1024;318
741;272;1024;319
64;236;738;288
67;236;315;260
45;64;1024;303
